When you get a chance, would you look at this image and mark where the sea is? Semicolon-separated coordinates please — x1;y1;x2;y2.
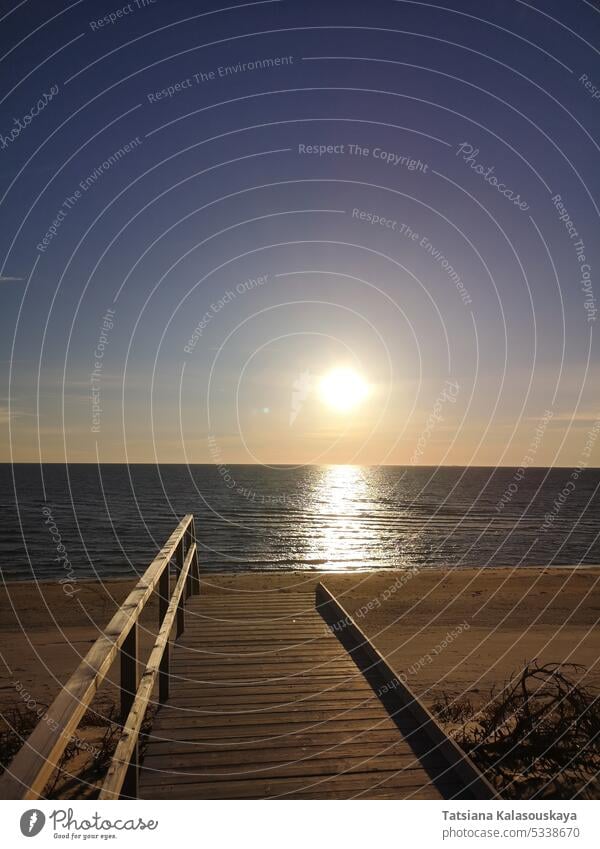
0;464;598;582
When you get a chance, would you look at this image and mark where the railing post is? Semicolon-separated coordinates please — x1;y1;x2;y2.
176;539;185;638
120;622;139;798
184;525;192;599
191;516;200;595
120;622;138;721
158;560;171;704
120;741;139;799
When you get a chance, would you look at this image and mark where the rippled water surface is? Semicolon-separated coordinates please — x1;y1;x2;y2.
1;464;599;581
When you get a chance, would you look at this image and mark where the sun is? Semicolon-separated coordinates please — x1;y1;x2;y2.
318;367;369;412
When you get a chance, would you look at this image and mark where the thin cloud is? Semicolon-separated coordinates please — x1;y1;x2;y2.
0;275;23;283
0;405;29;424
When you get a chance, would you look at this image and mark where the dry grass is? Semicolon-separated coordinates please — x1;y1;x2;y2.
433;660;600;798
0;699;155;799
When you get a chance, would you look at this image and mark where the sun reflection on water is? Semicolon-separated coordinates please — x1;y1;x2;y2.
307;465;376;570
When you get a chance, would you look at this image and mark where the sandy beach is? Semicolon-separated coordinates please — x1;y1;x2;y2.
1;566;599;721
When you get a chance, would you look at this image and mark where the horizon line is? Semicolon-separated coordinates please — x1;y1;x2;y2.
2;461;599;470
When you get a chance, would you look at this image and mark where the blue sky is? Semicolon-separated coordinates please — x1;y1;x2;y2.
1;0;598;465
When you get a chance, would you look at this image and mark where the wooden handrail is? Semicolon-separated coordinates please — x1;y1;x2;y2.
99;543;196;799
0;514;200;800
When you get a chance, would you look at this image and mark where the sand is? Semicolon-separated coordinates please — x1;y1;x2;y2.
1;566;599;720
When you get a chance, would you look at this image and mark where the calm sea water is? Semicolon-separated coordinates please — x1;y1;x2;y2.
0;464;598;581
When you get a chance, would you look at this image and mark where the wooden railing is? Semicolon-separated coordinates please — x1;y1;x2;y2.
0;514;200;801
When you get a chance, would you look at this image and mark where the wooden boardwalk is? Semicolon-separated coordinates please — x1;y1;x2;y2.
139;591;453;800
0;514;493;801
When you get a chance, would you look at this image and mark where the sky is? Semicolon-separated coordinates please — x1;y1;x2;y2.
0;0;599;466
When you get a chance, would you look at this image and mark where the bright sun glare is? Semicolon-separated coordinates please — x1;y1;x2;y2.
318;368;369;412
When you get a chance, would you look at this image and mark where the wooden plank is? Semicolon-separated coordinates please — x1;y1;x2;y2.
182;636;328;644
183;613;323;620
281;787;444;800
185;637;328;643
144;729;406;754
179;635;329;644
186;606;319;612
167;679;373;695
166;689;375;707
167;668;363;680
167;669;361;683
167;680;373;698
0;514;194;800
164;668;358;687
172;645;334;656
140;768;442;799
156;691;380;710
142;717;410;743
173;641;344;654
170;652;355;666
148;702;383;721
170;657;350;671
165;675;364;689
142;785;442;800
151;707;393;729
183;614;320;624
161;663;369;686
164;677;368;690
179;638;331;646
179;618;324;628
184;620;324;627
142;742;422;771
140;754;433;784
189;598;313;605
186;602;316;608
177;639;329;649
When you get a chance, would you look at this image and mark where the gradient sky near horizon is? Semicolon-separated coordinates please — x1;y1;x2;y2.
1;0;599;466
